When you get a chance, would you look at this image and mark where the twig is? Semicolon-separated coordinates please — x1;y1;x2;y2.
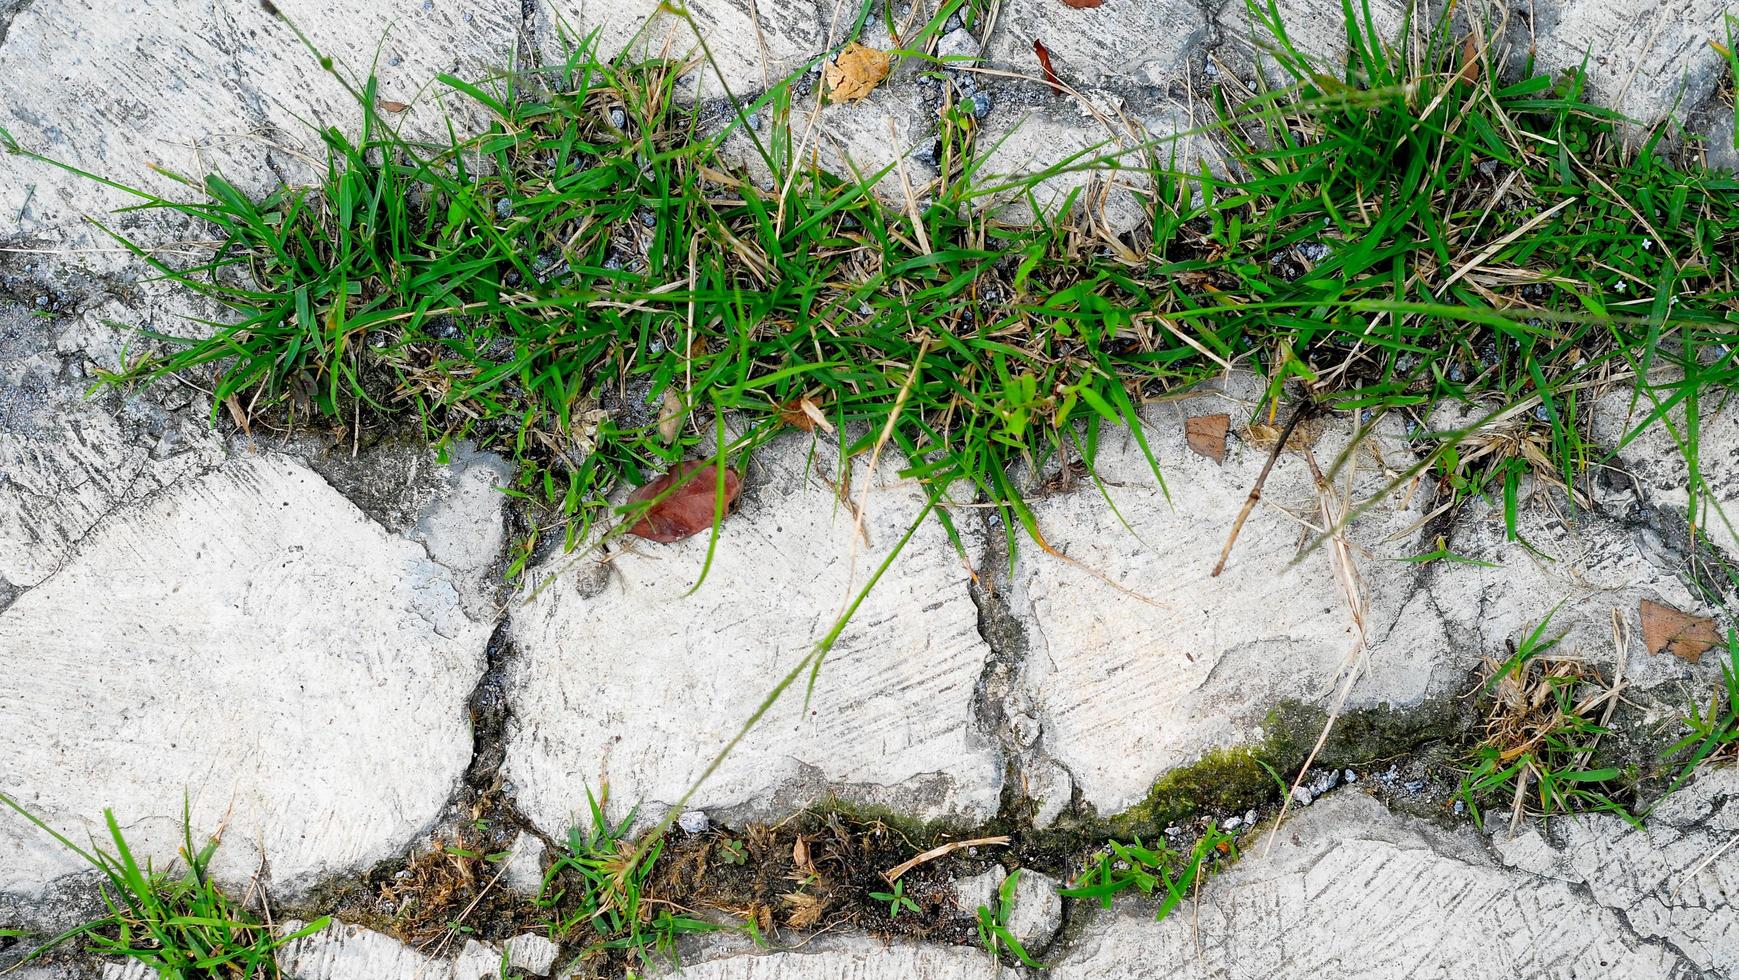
882;835;1009;883
1212;399;1313;577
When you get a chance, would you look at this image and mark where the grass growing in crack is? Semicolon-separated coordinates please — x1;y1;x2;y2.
1061;824;1238;923
4;0;1739;868
973;869;1047;969
535;789;722;975
1659;629;1739;804
5;0;1736;570
1457;615;1641;831
0;794;328;978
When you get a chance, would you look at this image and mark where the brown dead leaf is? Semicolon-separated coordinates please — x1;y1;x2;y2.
657;388;685;444
791;835;813;874
779;396;835;434
781;892;827;929
1457;34;1481;84
824;42;891;104
378;100;411;112
1185;413;1230;463
1033;39;1064;94
625;460;743;543
1640;598;1720;664
1060;0;1104;6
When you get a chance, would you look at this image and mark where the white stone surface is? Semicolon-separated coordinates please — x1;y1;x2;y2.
1527;0;1732;128
1052;791;1688;978
671;935;998;980
982;0;1207;94
1214;0;1410;78
506;437;1000;835
532;0;825;100
0;299;221;589
272;921;501;980
1011;386;1444;813
1495;769;1739;976
0;455;491;897
0;0;519;257
1593;386;1739;562
505;933;561;975
974;99;1219;234
1004;869;1061;952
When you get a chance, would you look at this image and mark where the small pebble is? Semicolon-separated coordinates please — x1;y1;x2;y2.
462;10;473;22
1453;799;1466;815
1290;785;1314;807
421;0;432;10
1224;815;1243;830
677;810;709;834
1404;780;1426;793
1344;769;1358;784
1164;825;1181;837
609;107;626;128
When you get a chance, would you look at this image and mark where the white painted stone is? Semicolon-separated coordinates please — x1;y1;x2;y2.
671;935;998;980
500;832;548;896
1702;111;1739;172
505;933;561;976
1495;769;1739;976
505;436;1000;837
716;75;939;199
1011;382;1443;814
0;300;221;589
0;455;490;897
532;0;825;101
1052;792;1688;978
1015;378;1719;815
1214;0;1410;79
975;99;1218;235
1527;0;1731;128
275;921;498;980
1004;869;1061;951
1593;386;1739;562
1025;756;1072;829
0;0;519;257
982;0;1207;93
951;866;1004;915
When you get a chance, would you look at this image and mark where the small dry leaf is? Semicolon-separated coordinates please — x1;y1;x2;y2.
1640;598;1721;664
1456;34;1481;84
779;396;836;434
625;460;743;543
1185;413;1230;463
824;42;891;104
1060;0;1104;7
1033;38;1064;94
378;100;411;112
791;835;813;873
657;388;685;444
781;892;827;929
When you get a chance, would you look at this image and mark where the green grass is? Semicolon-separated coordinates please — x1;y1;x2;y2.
973;868;1047;968
3;0;1739;867
1060;823;1238;922
534;788;722;975
0;793;328;978
1;0;1734;573
1457;614;1641;831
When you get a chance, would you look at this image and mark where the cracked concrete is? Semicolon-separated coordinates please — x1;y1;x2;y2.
2;0;1739;977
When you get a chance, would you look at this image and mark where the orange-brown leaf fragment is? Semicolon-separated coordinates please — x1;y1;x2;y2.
1185;413;1230;463
1640;598;1720;664
378;100;411;112
1060;0;1104;6
823;42;891;103
1456;34;1481;84
1033;39;1063;94
625;460;743;542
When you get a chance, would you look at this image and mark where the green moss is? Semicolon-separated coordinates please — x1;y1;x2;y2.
1116;746;1280;835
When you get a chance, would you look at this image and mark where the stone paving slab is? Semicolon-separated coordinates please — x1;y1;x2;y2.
0;453;494;897
1051;789;1696;979
505;437;1001;837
